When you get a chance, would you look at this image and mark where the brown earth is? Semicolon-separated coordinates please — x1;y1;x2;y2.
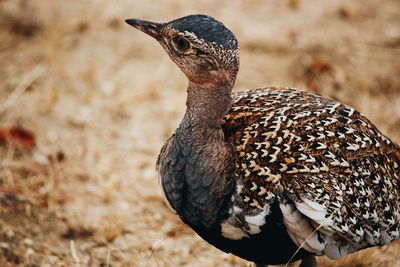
0;0;399;266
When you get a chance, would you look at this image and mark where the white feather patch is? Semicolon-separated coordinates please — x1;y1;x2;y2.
324;241;346;259
244;204;271;234
284;198;361;260
221;221;248;240
323;238;359;259
295;198;333;226
222;204;271;240
280;203;325;254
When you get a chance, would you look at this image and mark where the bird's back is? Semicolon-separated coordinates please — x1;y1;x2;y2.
221;87;400;259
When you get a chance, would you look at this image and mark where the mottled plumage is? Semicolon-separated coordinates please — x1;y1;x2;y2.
222;88;399;259
126;14;400;267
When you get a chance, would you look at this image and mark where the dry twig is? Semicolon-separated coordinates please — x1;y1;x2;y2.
285;224;323;267
70;240;81;267
0;65;46;115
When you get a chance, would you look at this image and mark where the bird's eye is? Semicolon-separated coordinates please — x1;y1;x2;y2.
173;36;191;52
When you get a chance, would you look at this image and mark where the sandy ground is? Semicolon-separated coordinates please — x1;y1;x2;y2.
0;0;399;266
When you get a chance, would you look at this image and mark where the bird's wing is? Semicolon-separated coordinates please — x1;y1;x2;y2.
222;87;400;258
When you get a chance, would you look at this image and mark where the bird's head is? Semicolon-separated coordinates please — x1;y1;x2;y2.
126;14;239;88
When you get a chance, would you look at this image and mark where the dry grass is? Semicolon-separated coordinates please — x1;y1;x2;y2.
0;0;399;266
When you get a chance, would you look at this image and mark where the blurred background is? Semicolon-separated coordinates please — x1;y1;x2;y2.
0;0;399;266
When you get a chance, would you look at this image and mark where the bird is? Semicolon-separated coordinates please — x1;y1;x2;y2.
125;14;400;267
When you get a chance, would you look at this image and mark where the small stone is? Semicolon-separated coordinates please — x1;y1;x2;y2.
0;242;9;248
23;238;34;246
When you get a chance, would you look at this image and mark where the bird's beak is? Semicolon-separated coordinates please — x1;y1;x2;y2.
125;18;163;40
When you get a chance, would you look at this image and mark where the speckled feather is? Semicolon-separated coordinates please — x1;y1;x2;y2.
222;87;400;257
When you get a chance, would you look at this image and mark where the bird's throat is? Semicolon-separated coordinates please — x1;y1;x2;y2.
185;81;233;129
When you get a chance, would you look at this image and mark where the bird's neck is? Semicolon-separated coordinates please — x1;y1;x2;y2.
158;81;235;228
184;81;233;130
169;81;234;227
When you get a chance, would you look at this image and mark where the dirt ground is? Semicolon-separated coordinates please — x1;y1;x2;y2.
0;0;399;266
